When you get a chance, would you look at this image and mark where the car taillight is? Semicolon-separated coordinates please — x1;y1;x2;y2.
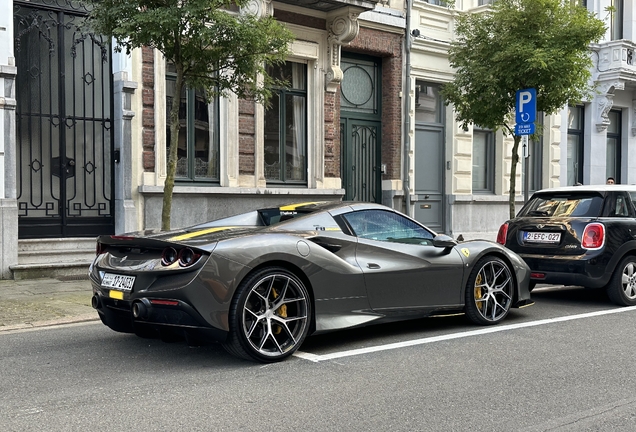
96;242;105;256
496;222;509;245
161;246;202;267
161;247;178;266
178;247;201;267
581;223;605;249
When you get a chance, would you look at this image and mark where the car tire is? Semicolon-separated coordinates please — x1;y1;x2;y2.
223;267;311;363
465;256;514;325
606;256;636;306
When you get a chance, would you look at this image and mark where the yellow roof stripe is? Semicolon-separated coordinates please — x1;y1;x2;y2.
279;202;322;211
170;226;236;241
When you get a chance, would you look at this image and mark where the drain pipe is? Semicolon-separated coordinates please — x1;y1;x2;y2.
403;0;413;217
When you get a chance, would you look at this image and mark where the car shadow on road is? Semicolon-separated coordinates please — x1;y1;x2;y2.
95;330;258;368
530;285;612;307
300;308;534;354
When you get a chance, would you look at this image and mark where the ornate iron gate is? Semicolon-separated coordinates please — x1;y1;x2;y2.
14;0;114;239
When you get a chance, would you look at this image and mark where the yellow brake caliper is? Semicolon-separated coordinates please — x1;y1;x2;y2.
271;288;287;335
474;274;485;312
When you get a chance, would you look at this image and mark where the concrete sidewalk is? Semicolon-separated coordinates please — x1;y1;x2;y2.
0;277;97;332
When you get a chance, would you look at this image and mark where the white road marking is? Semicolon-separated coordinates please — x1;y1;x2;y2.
294;306;636;362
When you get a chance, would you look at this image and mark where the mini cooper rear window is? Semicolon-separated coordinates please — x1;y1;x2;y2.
519;194;604;218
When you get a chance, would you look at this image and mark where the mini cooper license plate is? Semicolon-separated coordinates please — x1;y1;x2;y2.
101;273;135;291
524;231;561;244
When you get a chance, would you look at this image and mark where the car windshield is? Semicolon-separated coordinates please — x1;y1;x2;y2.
518;194;603;218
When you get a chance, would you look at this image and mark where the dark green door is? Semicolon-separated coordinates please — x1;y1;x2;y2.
340;55;381;203
340;119;381;202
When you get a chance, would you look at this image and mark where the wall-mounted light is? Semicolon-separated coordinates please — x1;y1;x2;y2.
410;28;450;45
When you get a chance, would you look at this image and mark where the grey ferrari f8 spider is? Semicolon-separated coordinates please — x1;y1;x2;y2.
90;201;532;362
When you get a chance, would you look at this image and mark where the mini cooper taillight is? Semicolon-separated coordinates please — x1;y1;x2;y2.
161;247;178;266
178;247;201;267
581;223;605;250
496;222;509;245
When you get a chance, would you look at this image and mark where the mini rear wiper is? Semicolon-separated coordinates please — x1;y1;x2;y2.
527;210;549;216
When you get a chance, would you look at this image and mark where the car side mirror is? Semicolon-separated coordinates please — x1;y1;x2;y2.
432;234;457;252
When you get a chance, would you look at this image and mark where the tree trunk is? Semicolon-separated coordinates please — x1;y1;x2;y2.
161;66;185;231
508;135;522;219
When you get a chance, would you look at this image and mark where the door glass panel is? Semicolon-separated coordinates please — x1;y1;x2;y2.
415;81;441;123
567;134;580;186
340;59;378;115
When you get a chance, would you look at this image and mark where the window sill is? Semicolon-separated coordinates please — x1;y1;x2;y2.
449;194;527;204
139;185;345;196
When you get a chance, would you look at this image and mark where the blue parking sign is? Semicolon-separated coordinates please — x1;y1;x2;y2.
516;88;536;125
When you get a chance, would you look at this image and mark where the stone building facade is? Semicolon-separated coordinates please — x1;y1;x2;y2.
0;0;407;278
411;0;636;240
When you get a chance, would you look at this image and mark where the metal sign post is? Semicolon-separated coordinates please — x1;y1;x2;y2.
523;135;530;203
515;88;537;204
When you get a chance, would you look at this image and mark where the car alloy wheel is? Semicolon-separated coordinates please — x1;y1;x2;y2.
465;256;514;325
607;256;636;306
224;267;311;362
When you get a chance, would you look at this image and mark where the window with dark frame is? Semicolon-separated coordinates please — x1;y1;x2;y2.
607;110;621;182
165;62;220;182
611;0;624;41
472;129;495;193
567;106;584;186
264;62;307;185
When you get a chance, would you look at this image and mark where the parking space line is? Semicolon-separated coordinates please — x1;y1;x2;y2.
294;306;636;362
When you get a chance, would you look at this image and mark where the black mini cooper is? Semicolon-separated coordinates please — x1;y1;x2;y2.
496;185;636;306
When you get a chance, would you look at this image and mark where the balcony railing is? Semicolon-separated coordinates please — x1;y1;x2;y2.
276;0;379;12
592;39;636;80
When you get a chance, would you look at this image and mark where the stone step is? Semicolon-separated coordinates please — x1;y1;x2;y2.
18;238;96;265
13;238;96;280
18;238;96;253
10;262;91;281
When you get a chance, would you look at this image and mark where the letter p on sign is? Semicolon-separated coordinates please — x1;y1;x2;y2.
515;88;536;125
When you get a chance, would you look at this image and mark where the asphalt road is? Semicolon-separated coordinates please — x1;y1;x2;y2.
2;285;636;431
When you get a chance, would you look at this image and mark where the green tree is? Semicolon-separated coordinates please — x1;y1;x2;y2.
85;0;294;230
442;0;605;218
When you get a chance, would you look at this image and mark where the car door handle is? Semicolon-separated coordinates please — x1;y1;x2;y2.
367;263;381;269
